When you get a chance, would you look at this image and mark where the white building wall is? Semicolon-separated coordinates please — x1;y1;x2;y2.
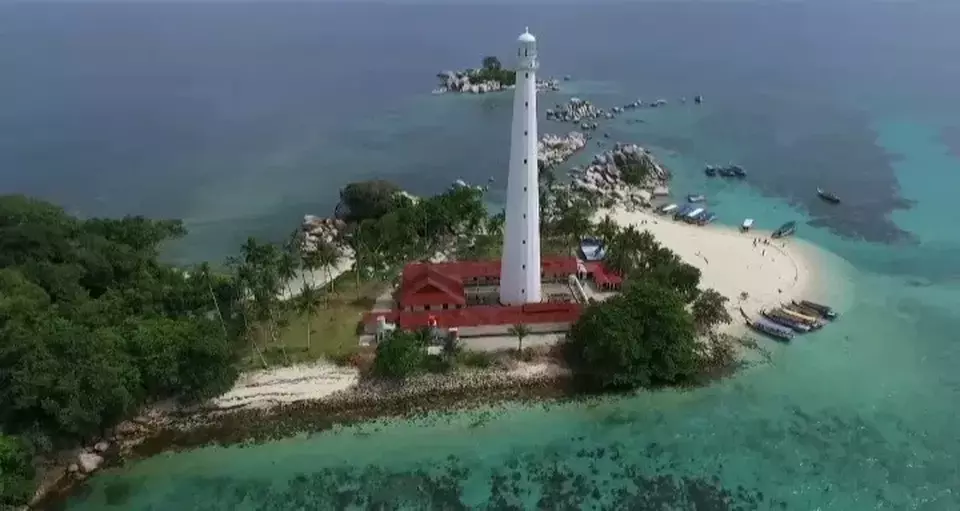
500;28;542;306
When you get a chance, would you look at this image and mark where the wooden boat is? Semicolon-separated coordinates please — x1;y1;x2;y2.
779;306;821;326
788;301;829;319
746;317;794;341
772;221;796;239
704;165;717;177
761;309;811;332
817;188;841;204
798;300;838;319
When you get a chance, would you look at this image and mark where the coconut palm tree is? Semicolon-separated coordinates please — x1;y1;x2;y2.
507;323;531;356
314;240;341;296
296;282;324;351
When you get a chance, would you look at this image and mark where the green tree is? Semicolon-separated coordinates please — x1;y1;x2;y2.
507;323;531;355
565;280;699;390
336;180;403;223
0;433;35;506
295;282;324;351
691;288;732;333
372;330;427;379
482;56;502;70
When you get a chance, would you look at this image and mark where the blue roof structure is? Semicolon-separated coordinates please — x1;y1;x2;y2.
580;238;606;262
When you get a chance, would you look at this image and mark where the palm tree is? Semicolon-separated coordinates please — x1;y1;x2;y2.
596;215;619;244
314;240;340;296
296;282;324;351
507;323;531;356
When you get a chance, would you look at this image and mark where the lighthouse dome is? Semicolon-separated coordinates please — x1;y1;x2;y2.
518;27;536;43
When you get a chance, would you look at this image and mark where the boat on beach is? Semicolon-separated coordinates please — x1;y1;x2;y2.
772;221;796;239
685;207;705;223
659;203;678;215
741;218;754;232
778;306;823;328
673;204;695;220
747;316;795;341
698;212;717;225
761;309;811;332
797;300;838;319
817;188;841;204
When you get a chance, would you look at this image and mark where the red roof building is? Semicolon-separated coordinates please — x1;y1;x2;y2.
397;256;578;311
584;261;623;290
364;302;582;330
398;264;465;309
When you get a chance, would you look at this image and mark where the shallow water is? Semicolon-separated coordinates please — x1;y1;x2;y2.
4;2;959;510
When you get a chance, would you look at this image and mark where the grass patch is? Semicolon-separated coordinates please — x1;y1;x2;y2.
457;350;496;369
241;271;389;368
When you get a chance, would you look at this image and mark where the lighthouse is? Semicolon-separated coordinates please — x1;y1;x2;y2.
499;27;542;306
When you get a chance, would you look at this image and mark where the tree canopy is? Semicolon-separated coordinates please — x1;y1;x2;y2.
0;195;246;504
564;218;735;390
335;180;404;224
565;280;699;390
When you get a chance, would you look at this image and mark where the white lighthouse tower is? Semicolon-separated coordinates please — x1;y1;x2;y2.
499;27;542;306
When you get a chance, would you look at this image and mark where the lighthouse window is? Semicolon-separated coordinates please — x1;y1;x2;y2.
522;240;526;245
523;214;526;219
525;101;528;107
523;186;527;192
522;264;526;270
522;288;526;294
524;130;528;136
523;158;527;164
525;73;529;79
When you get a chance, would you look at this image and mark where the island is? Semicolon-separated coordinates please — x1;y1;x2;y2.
434;56;560;95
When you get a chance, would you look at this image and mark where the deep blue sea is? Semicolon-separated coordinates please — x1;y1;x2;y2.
3;1;960;509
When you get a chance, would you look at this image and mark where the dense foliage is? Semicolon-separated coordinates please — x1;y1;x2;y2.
336;180;403;223
372;330;428;379
567;280;698;389
0;195;249;504
0;433;34;507
471;56;516;86
346;184;487;278
564;220;732;390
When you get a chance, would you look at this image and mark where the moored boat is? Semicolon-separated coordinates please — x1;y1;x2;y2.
761;309;811;332
659;203;678;215
673;204;695;220
772;221;796;239
779;306;821;326
704;165;717;177
747;317;795;341
687;194;705;203
741;218;754;232
798;300;838;319
817;187;841;204
698;212;717;225
685;207;705;223
788;302;829;319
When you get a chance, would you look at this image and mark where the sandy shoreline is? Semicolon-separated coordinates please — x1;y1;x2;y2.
597;206;831;330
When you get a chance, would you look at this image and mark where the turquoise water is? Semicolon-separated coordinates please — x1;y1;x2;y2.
5;2;958;509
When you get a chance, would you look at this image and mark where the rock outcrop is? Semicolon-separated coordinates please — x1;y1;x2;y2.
570;143;670;209
538;131;587;171
545;98;615;128
300;215;345;255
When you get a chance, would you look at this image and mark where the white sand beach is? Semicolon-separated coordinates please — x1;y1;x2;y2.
210;362;360;410
597;207;827;331
277;255;354;301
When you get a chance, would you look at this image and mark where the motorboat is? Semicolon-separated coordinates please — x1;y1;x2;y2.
817;188;841;204
772;221;796;239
